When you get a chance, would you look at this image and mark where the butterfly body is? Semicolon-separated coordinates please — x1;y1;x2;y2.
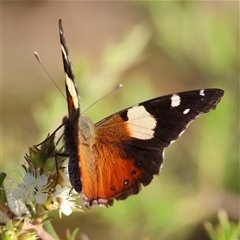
59;20;224;208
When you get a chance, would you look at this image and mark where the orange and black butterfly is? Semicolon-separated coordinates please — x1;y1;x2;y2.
59;19;224;208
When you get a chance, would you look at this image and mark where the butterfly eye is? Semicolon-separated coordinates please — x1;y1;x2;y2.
80;120;93;143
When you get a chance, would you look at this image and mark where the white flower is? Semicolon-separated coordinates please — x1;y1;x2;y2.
0;188;30;224
50;184;80;216
7;191;30;216
12;172;49;204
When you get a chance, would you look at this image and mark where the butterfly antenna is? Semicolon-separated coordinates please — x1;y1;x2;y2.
34;51;66;99
81;83;123;114
34;121;66;147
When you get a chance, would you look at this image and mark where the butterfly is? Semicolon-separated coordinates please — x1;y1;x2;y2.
59;19;224;208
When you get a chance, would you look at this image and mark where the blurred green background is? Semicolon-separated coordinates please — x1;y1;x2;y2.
2;1;239;240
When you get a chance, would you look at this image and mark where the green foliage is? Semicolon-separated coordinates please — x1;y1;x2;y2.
0;173;7;205
0;218;38;240
205;210;240;240
66;228;80;240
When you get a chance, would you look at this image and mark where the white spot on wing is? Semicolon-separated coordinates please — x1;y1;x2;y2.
61;44;79;109
183;109;190;114
127;106;156;140
200;89;205;96
171;94;181;107
66;74;79;110
61;45;68;62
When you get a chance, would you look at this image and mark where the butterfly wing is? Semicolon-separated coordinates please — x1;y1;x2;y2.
81;89;224;207
59;20;83;193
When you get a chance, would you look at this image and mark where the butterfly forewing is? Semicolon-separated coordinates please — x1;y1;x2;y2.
59;19;80;121
84;89;223;206
59;19;82;193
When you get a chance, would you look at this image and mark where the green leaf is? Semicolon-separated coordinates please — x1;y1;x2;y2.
205;210;240;240
0;172;7;187
67;228;80;240
0;172;7;204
